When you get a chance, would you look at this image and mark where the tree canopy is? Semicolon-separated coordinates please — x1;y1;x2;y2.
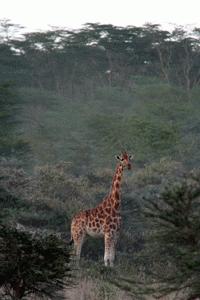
0;224;72;299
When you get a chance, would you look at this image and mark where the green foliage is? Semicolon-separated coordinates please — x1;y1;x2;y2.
0;20;200;299
0;160;112;232
0;83;29;158
132;158;183;187
87;94;180;163
143;170;200;299
16;82;200;168
0;224;71;299
0;21;200;168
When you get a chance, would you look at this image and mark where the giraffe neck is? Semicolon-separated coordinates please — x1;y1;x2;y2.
110;163;124;207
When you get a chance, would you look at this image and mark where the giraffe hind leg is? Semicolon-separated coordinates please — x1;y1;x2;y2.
73;232;86;262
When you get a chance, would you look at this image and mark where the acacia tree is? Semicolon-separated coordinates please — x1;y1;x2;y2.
144;170;200;299
0;225;72;299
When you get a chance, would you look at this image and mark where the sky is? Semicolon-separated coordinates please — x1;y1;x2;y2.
0;0;200;32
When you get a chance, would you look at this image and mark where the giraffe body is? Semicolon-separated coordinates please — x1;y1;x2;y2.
70;152;132;266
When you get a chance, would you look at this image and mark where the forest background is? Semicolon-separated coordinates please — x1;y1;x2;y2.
0;20;200;299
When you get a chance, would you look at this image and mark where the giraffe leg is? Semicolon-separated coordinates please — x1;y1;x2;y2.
109;243;116;267
110;233;119;266
73;232;86;262
104;234;110;266
104;233;118;267
104;234;116;267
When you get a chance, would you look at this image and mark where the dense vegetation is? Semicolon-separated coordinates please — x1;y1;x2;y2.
0;19;200;299
143;170;200;299
0;225;71;299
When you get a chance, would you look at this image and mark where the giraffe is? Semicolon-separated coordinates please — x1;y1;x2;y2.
69;152;133;266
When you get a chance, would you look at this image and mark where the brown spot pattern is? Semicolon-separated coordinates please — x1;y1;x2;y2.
115;191;119;199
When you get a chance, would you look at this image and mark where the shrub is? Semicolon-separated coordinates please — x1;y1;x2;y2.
0;224;72;299
143;169;200;299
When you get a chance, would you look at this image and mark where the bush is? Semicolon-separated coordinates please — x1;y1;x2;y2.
0;224;72;299
143;169;200;299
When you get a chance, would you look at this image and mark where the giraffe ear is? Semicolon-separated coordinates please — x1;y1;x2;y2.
129;155;134;160
115;155;121;160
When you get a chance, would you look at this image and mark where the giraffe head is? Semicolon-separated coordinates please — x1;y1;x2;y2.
116;152;133;170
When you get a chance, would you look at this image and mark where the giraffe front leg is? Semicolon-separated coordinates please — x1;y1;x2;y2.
109;243;116;267
104;234;116;267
